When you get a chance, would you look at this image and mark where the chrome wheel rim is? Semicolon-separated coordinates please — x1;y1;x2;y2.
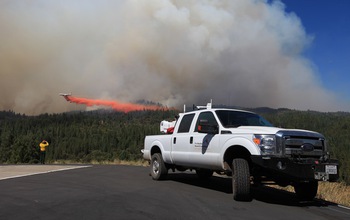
152;159;160;174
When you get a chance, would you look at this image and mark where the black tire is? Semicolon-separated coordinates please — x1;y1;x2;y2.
294;181;318;201
232;158;251;201
196;169;213;180
150;153;168;180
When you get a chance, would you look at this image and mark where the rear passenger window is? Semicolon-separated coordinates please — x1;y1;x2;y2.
195;112;218;132
177;114;195;133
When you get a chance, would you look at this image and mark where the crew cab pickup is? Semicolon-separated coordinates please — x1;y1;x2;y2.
142;104;339;201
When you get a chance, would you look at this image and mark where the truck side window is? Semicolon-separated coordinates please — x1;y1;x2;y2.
195;112;218;132
177;114;195;133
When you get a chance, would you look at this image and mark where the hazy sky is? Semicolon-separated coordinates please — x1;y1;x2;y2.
1;0;349;115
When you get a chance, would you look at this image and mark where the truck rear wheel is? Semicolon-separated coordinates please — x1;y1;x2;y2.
294;181;318;201
150;153;168;180
232;158;251;201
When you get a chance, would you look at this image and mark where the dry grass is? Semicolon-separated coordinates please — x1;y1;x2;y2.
103;159;149;166
317;182;350;207
51;159;149;166
272;181;350;207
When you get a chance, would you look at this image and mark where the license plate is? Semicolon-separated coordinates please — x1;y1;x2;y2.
326;165;337;174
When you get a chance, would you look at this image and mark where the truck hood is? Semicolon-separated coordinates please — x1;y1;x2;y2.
226;126;320;135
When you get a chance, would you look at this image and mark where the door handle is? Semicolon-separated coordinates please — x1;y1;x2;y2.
173;137;176;144
190;136;193;144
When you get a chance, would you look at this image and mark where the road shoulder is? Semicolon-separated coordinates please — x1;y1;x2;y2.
0;164;91;180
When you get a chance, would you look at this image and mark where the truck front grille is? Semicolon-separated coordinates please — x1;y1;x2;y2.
276;130;325;158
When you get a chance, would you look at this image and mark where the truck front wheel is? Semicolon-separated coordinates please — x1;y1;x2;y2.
294;181;318;201
232;158;251;201
150;153;168;180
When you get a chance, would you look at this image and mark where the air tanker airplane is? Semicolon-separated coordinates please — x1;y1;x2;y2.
59;93;72;102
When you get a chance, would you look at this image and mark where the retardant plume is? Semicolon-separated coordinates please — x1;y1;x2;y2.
63;95;166;113
1;0;349;115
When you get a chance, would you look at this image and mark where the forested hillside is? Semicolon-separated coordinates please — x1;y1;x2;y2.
0;110;177;163
0;108;349;184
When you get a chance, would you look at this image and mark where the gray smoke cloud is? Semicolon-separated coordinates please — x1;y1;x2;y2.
0;0;348;115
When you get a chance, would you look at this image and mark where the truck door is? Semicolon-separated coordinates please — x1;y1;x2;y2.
171;113;195;165
191;111;221;168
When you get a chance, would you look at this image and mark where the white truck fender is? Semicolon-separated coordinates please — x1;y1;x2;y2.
144;138;173;164
220;136;260;159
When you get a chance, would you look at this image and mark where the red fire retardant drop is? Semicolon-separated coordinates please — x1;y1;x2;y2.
66;96;165;113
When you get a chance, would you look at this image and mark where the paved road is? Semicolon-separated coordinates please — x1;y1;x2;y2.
0;165;349;220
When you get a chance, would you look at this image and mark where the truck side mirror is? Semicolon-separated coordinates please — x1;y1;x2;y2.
198;119;218;134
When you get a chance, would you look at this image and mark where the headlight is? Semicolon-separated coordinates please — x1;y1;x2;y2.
253;134;276;155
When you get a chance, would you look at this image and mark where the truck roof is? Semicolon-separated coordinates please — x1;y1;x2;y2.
184;108;255;115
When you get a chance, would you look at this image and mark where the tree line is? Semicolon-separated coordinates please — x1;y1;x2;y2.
0;108;349;184
0;110;176;163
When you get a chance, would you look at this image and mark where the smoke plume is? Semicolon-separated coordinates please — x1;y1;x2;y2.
0;0;348;115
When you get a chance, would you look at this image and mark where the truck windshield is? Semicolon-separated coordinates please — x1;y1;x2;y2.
215;110;273;128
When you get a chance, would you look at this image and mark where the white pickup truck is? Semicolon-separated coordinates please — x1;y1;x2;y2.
142;104;339;201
